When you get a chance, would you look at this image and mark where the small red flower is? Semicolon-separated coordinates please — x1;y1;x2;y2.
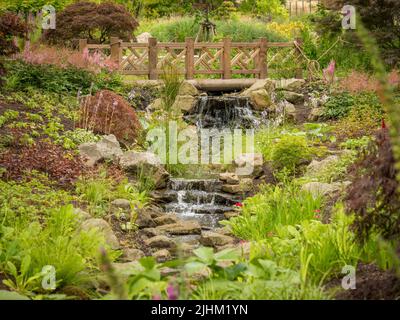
314;209;321;213
382;119;387;129
234;202;243;208
314;215;321;220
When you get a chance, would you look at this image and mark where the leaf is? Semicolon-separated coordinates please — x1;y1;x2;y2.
0;290;30;300
193;247;214;265
6;261;17;278
20;255;31;276
214;248;240;262
184;262;208;275
139;256;156;270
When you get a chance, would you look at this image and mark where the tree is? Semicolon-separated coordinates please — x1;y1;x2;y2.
0;12;27;81
317;0;400;67
44;1;138;44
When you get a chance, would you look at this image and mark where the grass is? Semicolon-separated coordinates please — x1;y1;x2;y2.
223;183;323;241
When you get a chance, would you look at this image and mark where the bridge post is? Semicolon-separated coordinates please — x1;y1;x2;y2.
185;37;195;80
223;38;232;79
148;37;158;80
295;37;304;79
79;39;87;53
258;38;268;79
110;37;121;66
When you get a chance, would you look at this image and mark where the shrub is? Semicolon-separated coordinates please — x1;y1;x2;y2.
44;1;138;45
0;140;85;187
271;135;312;174
322;92;355;120
346;128;400;242
0;12;27;81
4;60;123;95
78;90;142;145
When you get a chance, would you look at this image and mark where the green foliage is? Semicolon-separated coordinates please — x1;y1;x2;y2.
251;207;361;284
271;135;312;174
223;183;322;241
322;92;355;120
4;61;123;95
141;16;285;42
239;0;288;18
60;129;100;150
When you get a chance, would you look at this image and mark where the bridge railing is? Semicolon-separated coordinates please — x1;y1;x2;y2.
79;37;304;80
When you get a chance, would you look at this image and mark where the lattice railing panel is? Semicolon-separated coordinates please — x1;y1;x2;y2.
194;47;223;73
267;46;304;78
231;47;260;72
120;47;149;72
157;47;186;73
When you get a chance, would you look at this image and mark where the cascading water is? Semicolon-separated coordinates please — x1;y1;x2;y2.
165;94;263;229
185;95;264;129
165;179;241;228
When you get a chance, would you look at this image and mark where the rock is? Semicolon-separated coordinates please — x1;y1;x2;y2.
222;178;253;194
136;32;152;43
146;205;165;219
178;243;198;257
119;151;170;189
144;235;177;250
200;231;235;247
219;172;240;185
242;79;275;96
281;100;296;120
73;208;91;221
249;89;274;111
81;218;120;249
154;215;179;226
308;107;324;121
156;221;202;235
178;81;199;96
172;95;197;113
79;134;123;167
135;209;155;229
147;98;163;111
234;153;264;177
122;248;145;262
282;91;304;104
224;211;240;219
214;227;233;236
111;199;131;211
306;156;339;176
301;181;350;198
274;78;305;92
141;227;164;238
153;249;171;262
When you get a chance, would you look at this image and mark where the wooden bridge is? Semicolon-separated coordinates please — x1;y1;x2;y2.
79;37;304;80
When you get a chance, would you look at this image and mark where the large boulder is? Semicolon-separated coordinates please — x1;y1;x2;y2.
81;218;120;249
249;89;274;111
200;231;235;247
306;156;339;176
136;32;152;43
234;153;264;177
172;95;197;113
79;134;123;167
301;181;351;198
222;178;253;194
274;78;305;92
282;91;304;104
156;221;202;235
144;235;177;250
242;79;275;96
119;151;170;189
135;209;156;229
122;248;145;262
78;90;142;145
178;81;199;96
